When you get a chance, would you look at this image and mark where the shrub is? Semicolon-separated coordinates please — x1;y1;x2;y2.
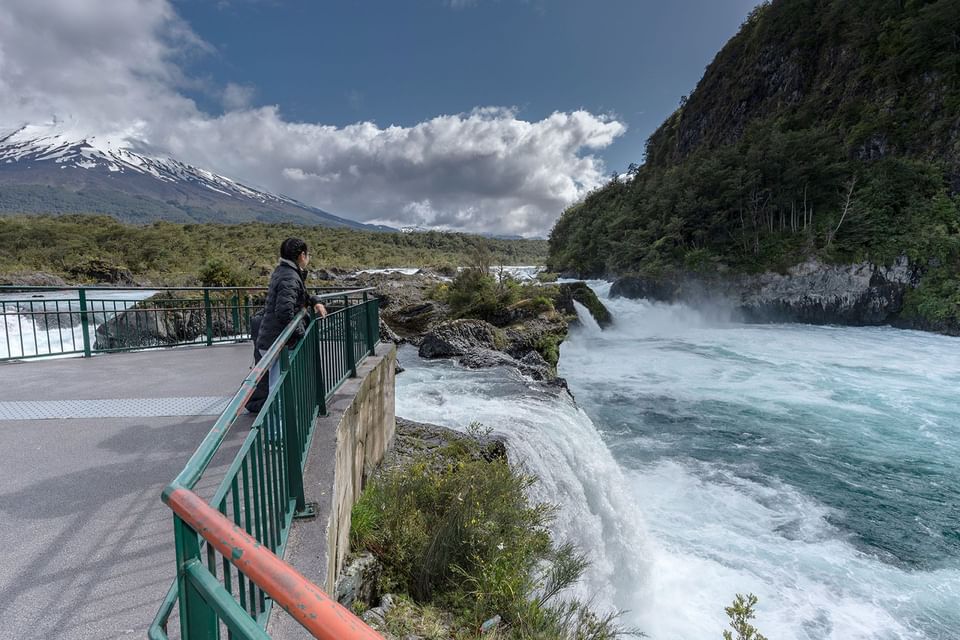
446;269;519;321
350;428;636;639
198;256;249;287
722;594;768;640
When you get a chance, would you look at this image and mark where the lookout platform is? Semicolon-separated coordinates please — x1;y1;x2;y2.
0;344;255;639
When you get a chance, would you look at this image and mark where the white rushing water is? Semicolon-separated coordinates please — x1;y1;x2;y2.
0;289;154;358
396;281;960;640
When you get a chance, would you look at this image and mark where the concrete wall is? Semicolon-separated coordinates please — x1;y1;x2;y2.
266;342;397;639
326;343;396;592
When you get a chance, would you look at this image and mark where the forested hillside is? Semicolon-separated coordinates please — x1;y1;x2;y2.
548;0;960;325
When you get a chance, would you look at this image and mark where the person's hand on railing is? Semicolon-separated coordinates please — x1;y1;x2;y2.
313;302;328;318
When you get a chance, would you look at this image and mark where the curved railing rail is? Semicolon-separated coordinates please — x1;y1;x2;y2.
0;284;362;361
148;287;383;640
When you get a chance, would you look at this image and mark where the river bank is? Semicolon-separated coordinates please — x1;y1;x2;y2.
600;257;960;337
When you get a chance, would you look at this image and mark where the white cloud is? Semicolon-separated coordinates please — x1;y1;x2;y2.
0;0;625;236
222;83;256;111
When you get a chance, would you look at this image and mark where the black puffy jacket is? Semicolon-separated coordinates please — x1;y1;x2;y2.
256;260;320;352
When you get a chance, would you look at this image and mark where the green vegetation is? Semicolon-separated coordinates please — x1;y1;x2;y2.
0;214;546;284
548;0;960;330
722;594;768;640
350;426;635;639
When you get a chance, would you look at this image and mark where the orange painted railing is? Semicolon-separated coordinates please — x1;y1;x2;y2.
165;488;383;640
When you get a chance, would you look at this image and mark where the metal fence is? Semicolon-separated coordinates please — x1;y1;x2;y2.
149;288;383;640
0;285;366;361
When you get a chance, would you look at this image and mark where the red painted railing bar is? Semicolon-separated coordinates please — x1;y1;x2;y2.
166;488;384;640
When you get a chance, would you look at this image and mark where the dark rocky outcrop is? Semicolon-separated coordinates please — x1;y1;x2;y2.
94;291;243;349
418;317;569;386
347;271;450;340
335;553;382;609
610;257;922;327
554;281;613;328
358;271;611;386
387;301;444;336
418;319;502;359
379;417;508;476
0;271;69;287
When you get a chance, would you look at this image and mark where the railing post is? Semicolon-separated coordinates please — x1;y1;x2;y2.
315;317;327;416
344;304;357;377
281;348;307;514
203;289;214;346
362;292;374;357
78;288;92;357
174;515;217;640
231;290;240;340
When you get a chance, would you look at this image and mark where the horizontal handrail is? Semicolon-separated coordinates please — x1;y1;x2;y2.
0;285;377;361
0;285;377;293
169;306;309;492
167;488;383;640
151;292;382;639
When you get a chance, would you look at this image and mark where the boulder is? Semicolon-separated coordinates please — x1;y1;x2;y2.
554;281;613;327
335;553;382;609
381;417;508;475
94;291;243;350
386;301;443;335
418;319;501;359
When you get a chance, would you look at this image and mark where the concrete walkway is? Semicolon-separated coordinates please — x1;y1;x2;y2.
0;344;256;640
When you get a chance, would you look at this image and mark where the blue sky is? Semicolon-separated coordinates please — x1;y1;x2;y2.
0;0;759;235
176;0;759;174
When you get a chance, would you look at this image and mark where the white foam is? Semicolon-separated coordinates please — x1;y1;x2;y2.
394;284;960;639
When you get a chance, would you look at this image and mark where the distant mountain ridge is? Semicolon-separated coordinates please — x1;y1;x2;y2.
0;123;390;230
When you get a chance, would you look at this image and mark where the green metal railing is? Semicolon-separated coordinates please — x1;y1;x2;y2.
0;285;361;361
149;287;381;640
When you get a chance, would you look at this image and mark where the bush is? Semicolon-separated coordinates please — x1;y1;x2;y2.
446;269;519;321
350;427;636;639
198;256;249;287
722;594;768;640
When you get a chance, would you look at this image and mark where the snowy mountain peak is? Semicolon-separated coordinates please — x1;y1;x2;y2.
0;124;300;207
0;122;386;229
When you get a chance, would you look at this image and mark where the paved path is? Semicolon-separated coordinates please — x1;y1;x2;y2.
0;344;256;640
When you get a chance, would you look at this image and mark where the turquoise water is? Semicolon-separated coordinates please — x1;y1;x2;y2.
395;282;960;639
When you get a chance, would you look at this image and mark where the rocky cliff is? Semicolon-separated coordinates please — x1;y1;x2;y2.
548;0;960;334
610;256;958;334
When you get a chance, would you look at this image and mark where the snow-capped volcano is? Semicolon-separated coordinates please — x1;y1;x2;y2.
0;123;385;229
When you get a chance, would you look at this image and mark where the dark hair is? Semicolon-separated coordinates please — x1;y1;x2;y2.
280;237;308;262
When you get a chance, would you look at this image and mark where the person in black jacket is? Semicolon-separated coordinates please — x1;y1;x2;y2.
257;237;327;398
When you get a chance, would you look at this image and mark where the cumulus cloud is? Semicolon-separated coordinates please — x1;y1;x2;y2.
0;0;625;236
222;83;256;111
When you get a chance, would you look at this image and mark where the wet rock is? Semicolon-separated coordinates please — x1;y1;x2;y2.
335;553;382;609
554;281;613;327
381;418;508;474
610;257;922;327
418;319;501;359
388;301;443;335
93;291;243;349
379;318;402;344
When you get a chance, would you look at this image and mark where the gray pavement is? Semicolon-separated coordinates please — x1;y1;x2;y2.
0;344;256;640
